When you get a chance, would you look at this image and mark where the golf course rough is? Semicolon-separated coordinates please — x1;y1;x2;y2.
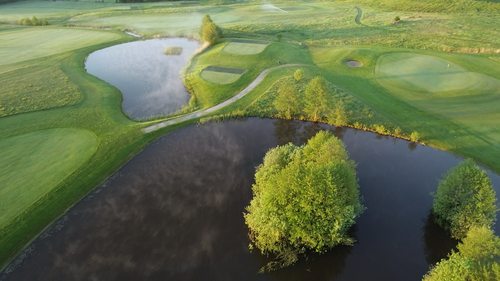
0;128;99;229
200;66;246;84
375;53;500;93
0;28;121;66
222;39;270;55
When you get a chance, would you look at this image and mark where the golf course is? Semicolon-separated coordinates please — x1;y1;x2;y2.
0;0;499;280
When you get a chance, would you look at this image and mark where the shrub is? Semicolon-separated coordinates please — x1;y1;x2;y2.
432;159;497;239
423;226;500;281
244;131;364;270
293;69;304;82
394;16;401;22
410;131;420;142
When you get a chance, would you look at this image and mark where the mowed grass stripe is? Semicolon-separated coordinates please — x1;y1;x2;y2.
0;27;121;66
223;41;270;55
0;128;99;229
201;66;245;84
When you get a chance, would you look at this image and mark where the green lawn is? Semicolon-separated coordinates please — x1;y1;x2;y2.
0;27;121;66
0;128;98;228
222;41;270;55
200;66;245;84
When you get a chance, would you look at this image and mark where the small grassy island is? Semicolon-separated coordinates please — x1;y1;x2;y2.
244;131;364;270
164;46;182;56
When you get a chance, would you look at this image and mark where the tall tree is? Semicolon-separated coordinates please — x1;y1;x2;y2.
304;76;329;121
274;82;300;119
200;15;221;45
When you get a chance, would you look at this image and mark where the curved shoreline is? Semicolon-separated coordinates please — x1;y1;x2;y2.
143;64;305;133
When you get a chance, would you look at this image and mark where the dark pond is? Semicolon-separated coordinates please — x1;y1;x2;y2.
85;38;199;120
2;118;499;281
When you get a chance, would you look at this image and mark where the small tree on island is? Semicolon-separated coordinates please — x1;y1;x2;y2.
304;76;329;121
274;82;300;119
200;15;221;46
423;226;500;281
244;131;364;271
432;159;497;239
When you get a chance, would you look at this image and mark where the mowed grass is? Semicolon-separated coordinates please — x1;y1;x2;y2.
310;46;500;171
222;40;269;55
376;53;500;93
200;66;245;84
0;63;80;117
0;27;121;66
0;27;148;268
0;128;98;229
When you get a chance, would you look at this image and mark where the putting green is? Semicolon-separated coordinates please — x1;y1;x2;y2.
375;53;499;94
0;128;98;229
200;66;245;84
222;40;269;55
0;28;121;66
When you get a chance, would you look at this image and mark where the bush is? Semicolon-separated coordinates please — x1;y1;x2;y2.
423;226;500;281
18;16;49;26
410;131;420;142
432;159;497;239
244;131;364;270
293;69;304;82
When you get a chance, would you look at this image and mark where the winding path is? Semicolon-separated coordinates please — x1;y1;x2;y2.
355;6;363;25
143;64;303;133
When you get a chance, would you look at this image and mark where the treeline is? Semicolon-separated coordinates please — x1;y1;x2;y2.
244;69;423;143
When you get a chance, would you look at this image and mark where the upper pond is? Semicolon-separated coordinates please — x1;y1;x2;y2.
2;118;499;281
85;38;199;120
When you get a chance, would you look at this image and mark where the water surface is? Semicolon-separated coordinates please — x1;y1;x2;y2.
85;38;199;120
2;118;499;281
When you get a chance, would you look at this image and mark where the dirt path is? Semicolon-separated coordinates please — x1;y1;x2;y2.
143;64;302;133
355;6;363;25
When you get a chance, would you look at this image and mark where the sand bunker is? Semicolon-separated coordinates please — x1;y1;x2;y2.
345;60;363;68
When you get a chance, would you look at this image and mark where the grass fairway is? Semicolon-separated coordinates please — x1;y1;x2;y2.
0;27;121;66
376;53;499;93
222;39;269;55
0;128;98;229
200;66;245;84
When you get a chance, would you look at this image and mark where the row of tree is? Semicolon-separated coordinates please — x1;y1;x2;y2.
18;16;49;26
274;72;349;124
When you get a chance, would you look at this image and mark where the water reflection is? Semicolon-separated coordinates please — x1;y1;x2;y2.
85;38;199;120
2;118;499;281
422;213;458;266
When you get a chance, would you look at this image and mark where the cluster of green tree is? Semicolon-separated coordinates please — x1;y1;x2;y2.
433;159;497;239
18;17;49;26
423;159;498;280
423;226;499;281
244;131;364;271
200;15;222;46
